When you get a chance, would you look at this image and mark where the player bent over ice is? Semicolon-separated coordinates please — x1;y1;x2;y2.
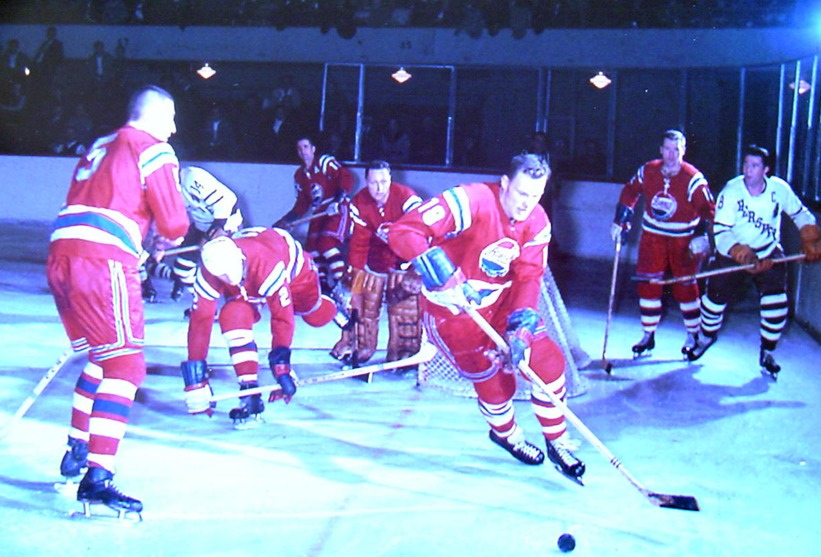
387;153;584;482
181;227;338;427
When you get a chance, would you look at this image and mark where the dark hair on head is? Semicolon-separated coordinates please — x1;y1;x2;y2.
366;160;391;176
507;153;550;181
127;85;174;120
663;129;686;145
295;133;316;146
743;144;771;167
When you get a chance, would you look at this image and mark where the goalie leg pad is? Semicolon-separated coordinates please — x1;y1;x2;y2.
386;270;422;362
354;271;386;363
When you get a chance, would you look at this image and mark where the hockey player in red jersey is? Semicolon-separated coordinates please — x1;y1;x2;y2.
388;153;585;482
611;129;715;356
274;135;354;293
46;85;189;517
330;160;423;367
181;227;338;426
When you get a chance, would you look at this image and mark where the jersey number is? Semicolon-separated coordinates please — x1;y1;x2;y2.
75;146;108;182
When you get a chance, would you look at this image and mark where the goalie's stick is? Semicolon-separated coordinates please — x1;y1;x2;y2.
601;235;622;374
637;254;806;286
208;342;437;403
463;305;700;512
0;349;76;440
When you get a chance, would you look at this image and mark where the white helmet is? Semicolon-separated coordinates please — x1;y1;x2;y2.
200;236;245;285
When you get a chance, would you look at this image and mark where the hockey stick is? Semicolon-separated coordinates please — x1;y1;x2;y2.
207;342;437;403
278;209;335;230
0;349;76;440
601;235;622;374
160;244;200;257
463;305;700;512
636;254;806;286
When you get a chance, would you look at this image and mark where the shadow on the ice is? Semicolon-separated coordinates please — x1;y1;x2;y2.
574;364;804;431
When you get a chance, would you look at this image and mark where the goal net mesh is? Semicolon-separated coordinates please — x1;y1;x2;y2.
417;265;591;399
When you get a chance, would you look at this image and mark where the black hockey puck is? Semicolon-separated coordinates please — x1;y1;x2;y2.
557;533;575;553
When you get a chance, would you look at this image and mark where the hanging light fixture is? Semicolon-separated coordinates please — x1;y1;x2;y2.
589;71;612;89
789;79;811;95
197;62;216;80
391;67;412;84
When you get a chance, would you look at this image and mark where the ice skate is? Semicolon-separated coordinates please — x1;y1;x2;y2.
489;429;545;465
229;382;265;429
59;436;88;478
685;332;715;362
170;279;186;301
73;467;143;522
631;332;655;358
759;348;781;380
681;332;697;356
55;437;88;495
546;433;585;484
141;277;157;303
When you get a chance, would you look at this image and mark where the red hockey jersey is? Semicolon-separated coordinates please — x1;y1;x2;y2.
347;182;422;274
291;154;354;217
49;125;189;264
388;182;551;312
619;160;714;237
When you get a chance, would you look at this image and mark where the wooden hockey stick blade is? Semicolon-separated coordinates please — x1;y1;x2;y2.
208;342;437;403
463;306;700;511
646;491;700;511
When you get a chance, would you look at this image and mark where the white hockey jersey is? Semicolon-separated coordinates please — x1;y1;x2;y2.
180;166;243;234
713;175;816;258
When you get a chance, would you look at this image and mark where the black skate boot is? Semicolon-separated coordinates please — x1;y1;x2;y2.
141;277;157;303
632;332;655;357
59;436;88;478
489;430;545;465
759;348;781;380
229;382;265;429
76;466;142;520
685;332;716;362
170;279;186;301
546;436;585;484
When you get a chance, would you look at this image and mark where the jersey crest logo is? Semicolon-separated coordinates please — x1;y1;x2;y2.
375;222;392;243
479;238;519;278
649;190;678;221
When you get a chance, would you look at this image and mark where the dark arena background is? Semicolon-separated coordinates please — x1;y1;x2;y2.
1;2;820;556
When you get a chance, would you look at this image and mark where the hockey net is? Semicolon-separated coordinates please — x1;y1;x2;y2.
417;265;591;399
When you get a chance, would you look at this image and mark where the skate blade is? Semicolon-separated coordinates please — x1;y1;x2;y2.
760;368;780;381
54;479;79;497
70;501;143;524
551;464;585;486
232;415;264;430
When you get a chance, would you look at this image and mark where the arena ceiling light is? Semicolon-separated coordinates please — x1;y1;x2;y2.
789;79;811;95
197;62;216;80
391;67;412;84
589;71;612;89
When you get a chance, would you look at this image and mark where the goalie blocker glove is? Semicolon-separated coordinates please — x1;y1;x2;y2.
181;360;215;415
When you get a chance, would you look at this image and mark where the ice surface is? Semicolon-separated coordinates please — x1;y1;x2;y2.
1;222;819;557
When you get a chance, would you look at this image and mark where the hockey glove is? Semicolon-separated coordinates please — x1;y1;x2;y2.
411;246;482;313
180;360;215;416
611;203;633;243
728;243;757;266
688;235;711;259
269;346;296;403
800;224;821;263
505;308;542;369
